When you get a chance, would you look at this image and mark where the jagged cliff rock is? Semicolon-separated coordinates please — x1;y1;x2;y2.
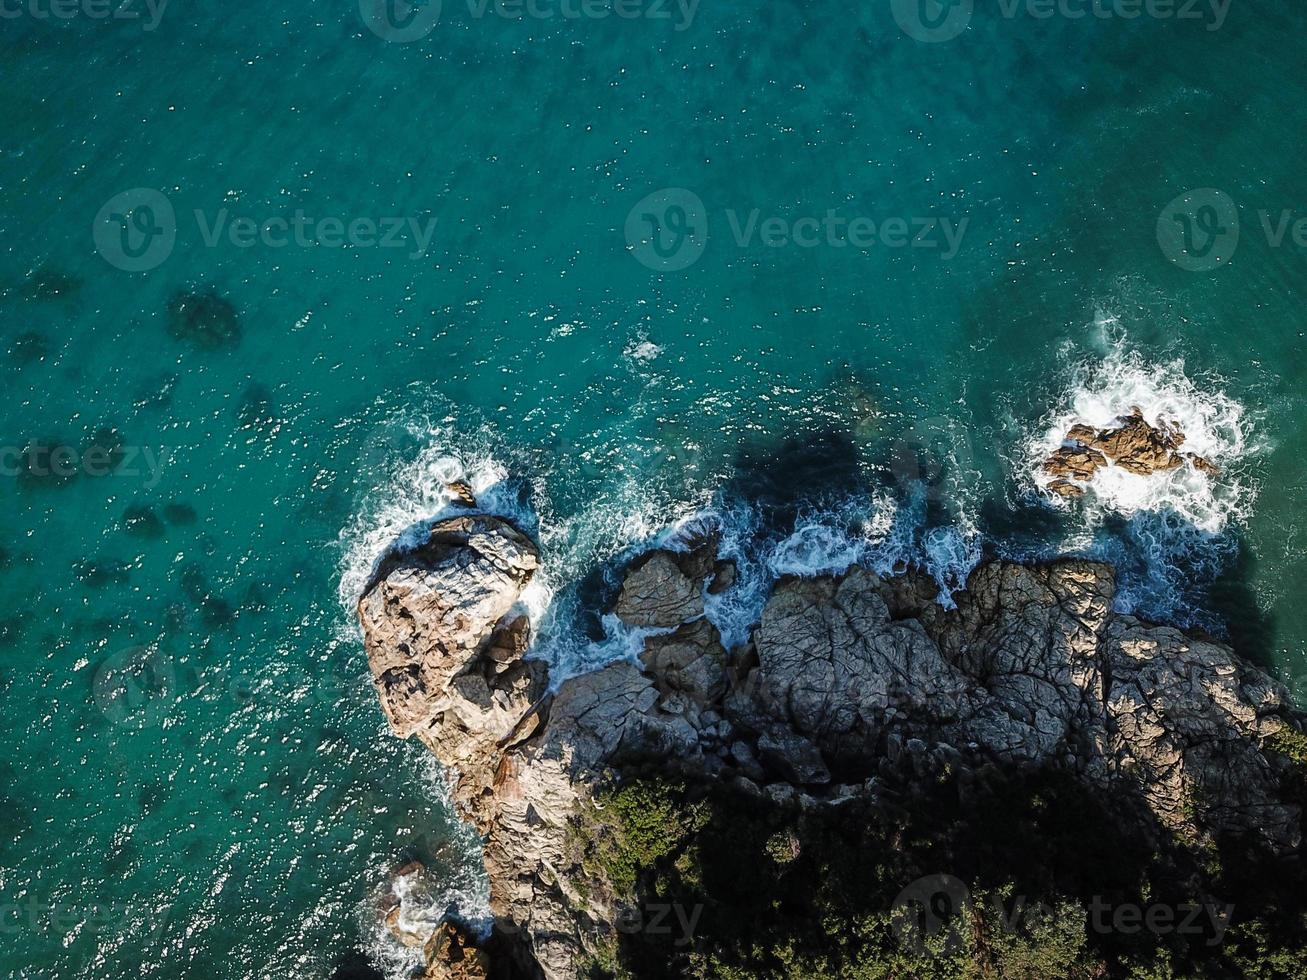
359;520;1302;980
357;514;548;833
1043;409;1220;497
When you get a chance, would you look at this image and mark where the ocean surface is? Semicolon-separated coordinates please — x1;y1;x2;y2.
3;1;1307;976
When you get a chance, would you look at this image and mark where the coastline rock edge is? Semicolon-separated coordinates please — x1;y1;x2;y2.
360;515;1304;980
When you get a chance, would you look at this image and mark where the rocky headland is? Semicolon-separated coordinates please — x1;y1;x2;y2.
358;500;1307;979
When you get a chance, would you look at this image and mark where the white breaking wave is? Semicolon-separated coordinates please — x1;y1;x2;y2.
336;416;710;680
336;435;522;616
622;334;664;366
697;489;981;649
360;753;493;980
1025;343;1255;535
338;413;982;672
1019;341;1260;627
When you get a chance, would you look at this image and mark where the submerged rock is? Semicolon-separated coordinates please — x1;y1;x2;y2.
325;952;385;980
20;268;81;301
74;558;131;587
163;502;198;525
8;330;50;365
122;504;166;538
167;289;241;350
235;382;278;432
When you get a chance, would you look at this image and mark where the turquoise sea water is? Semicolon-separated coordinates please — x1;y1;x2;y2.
4;1;1307;976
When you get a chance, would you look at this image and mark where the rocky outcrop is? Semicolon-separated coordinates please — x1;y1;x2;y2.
359;517;1302;980
380;864;491;980
357;514;547;832
1043;409;1220;497
614;551;703;628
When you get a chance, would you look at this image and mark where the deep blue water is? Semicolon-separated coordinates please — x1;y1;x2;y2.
3;1;1307;976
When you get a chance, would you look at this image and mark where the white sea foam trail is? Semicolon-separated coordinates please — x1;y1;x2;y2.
360;753;493;980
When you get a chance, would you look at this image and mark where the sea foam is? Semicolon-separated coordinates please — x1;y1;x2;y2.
1019;341;1259;627
1025;343;1254;534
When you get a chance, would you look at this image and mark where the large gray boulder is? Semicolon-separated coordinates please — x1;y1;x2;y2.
614;550;704;627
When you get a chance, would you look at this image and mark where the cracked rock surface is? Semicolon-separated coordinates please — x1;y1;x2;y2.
1043;409;1220;497
360;518;1301;980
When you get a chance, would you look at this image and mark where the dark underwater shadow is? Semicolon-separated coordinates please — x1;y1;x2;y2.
326;950;385;980
724;428;867;534
1205;535;1278;669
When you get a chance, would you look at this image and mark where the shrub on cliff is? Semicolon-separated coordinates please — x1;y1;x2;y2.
567;766;1307;980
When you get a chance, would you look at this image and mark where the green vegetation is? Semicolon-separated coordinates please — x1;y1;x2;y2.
1269;725;1307;770
573;778;709;898
565;763;1307;980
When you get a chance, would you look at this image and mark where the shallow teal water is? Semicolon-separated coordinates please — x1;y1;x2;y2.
3;2;1307;976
